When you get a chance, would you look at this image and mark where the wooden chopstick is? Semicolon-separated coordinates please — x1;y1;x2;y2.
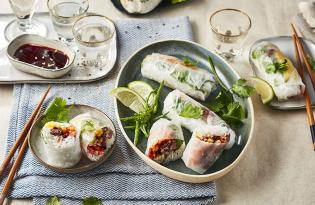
0;107;42;205
291;23;315;88
292;35;315;150
0;85;51;177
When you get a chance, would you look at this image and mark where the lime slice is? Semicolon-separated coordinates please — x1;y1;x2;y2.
128;81;155;105
110;87;146;113
252;77;274;104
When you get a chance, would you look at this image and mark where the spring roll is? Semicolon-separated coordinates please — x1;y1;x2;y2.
70;113;115;161
163;90;235;149
120;0;162;14
41;121;81;168
145;118;185;164
182;126;230;174
141;53;217;101
250;41;305;101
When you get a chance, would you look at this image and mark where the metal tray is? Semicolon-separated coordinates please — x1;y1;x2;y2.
249;36;315;110
0;12;117;84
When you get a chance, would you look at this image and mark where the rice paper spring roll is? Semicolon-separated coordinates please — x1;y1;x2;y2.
163;89;235;149
145;118;185;164
182;126;230;174
70;113;115;161
41;121;81;168
120;0;162;14
250;41;305;101
141;53;217;101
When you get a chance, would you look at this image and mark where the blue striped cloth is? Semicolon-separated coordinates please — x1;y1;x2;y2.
3;16;216;204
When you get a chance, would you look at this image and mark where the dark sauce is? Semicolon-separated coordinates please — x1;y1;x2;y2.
14;44;69;70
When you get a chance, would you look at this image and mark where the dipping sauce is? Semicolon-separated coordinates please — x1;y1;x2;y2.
13;44;69;70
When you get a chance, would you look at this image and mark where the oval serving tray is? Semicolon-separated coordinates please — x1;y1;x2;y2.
29;104;116;173
114;40;255;183
249;36;315;110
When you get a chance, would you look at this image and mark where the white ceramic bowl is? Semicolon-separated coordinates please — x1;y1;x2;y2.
6;34;76;79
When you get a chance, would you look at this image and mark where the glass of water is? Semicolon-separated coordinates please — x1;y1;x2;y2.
47;0;89;42
4;0;47;41
73;15;115;68
209;9;251;61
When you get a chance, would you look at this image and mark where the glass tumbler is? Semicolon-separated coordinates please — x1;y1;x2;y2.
73;15;115;68
47;0;89;43
209;9;251;61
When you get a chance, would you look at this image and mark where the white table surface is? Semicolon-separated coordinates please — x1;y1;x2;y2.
1;0;315;204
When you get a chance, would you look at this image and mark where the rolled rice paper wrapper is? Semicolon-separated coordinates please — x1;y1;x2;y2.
120;0;162;14
163;89;235;149
145;118;185;164
41;122;81;168
141;53;217;101
182;126;229;174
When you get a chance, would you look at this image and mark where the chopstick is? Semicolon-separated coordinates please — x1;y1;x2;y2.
0;108;42;205
291;23;315;88
291;34;315;150
0;85;51;177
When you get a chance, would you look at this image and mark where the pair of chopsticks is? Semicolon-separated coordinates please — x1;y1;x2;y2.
0;85;51;204
291;24;315;150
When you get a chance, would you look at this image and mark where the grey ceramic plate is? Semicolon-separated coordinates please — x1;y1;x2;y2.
114;40;255;183
29;104;116;173
249;36;315;110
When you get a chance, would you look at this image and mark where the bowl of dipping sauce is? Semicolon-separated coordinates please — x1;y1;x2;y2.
7;34;75;78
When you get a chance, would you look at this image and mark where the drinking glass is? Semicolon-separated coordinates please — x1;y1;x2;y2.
209;9;251;61
4;0;47;41
73;15;115;68
47;0;89;43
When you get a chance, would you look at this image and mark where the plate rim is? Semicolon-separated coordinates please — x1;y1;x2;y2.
114;39;255;183
28;104;117;173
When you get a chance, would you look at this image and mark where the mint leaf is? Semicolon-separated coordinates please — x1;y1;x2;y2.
83;196;102;205
46;196;62;205
179;103;203;119
41;97;71;125
231;79;255;98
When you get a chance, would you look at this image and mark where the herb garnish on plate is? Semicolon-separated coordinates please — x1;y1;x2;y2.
41;97;72;125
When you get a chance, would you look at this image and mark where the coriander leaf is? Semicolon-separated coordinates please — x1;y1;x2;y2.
170;0;188;4
307;55;315;70
208;100;225;113
251;49;264;59
171;70;189;82
226;102;246;120
41;97;71;125
83;196;102;205
231;79;255;98
179;103;203;119
82;120;95;132
175;139;184;148
46;196;62;205
182;57;198;66
265;59;288;74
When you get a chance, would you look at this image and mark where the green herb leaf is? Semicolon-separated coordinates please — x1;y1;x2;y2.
179;103;203;119
208;56;228;91
307;55;315;70
82;120;95;132
82;196;102;205
46;196;62;205
171;70;189;83
41;97;71;125
265;59;288;74
251;48;265;59
182;57;198;66
170;0;188;4
222;102;246;126
231;79;255;98
175;139;184;148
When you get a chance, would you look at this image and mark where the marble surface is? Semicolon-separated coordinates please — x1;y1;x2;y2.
1;0;314;204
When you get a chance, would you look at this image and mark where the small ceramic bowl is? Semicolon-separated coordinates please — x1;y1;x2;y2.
29;104;116;173
6;34;76;79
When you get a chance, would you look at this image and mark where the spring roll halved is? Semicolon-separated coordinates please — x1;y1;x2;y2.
182;126;230;174
163;90;235;149
250;41;305;101
141;53;217;101
145;118;186;164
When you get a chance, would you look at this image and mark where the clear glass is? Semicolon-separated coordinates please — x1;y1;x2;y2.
47;0;89;43
209;9;251;61
73;15;115;68
4;0;47;41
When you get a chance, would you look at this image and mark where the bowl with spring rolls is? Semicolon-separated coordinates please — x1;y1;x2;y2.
113;40;254;183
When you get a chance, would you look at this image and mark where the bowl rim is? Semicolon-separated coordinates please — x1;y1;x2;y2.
114;39;255;183
28;104;116;173
6;34;76;73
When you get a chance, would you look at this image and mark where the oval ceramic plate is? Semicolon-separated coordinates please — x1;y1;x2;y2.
249;36;315;110
29;104;116;173
114;40;254;183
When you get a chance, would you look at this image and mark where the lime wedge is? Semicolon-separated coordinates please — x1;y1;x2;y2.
252;77;274;104
128;81;155;105
110;87;146;113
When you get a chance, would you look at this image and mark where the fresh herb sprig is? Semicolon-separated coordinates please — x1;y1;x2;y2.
266;59;288;74
182;57;198;67
46;196;102;205
307;55;315;70
121;81;166;145
207;56;252;126
41;97;73;125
